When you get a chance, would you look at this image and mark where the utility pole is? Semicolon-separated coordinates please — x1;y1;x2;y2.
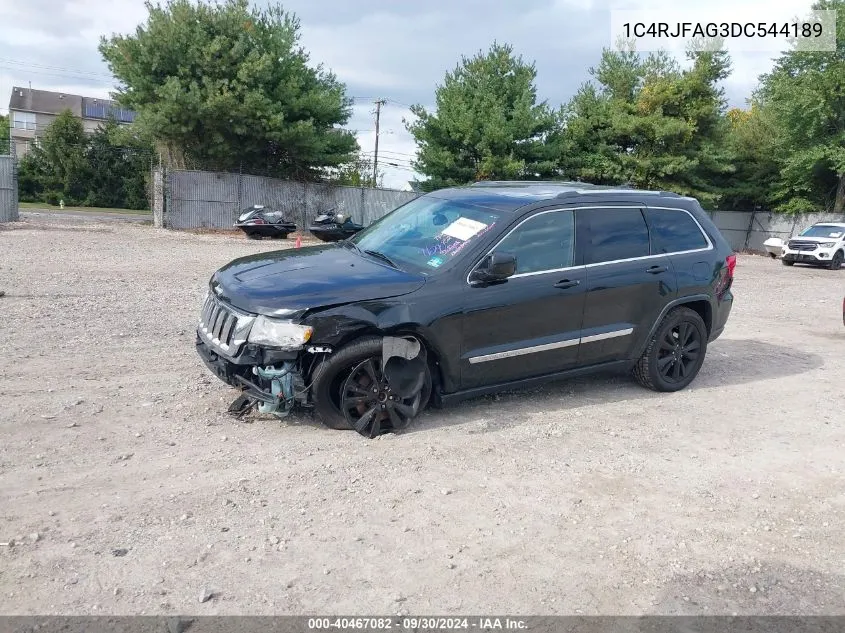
372;99;386;187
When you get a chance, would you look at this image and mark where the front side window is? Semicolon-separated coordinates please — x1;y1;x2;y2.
585;208;650;264
350;195;503;274
492;210;576;274
646;208;709;253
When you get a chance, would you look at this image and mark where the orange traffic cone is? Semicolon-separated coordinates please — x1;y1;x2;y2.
295;235;302;248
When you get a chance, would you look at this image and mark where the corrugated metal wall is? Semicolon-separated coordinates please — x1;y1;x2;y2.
0;155;19;223
151;168;845;250
708;210;845;252
159;168;418;230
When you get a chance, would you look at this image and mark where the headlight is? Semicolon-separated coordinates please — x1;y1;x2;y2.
819;242;835;248
248;316;313;349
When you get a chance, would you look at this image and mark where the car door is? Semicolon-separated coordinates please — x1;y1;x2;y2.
459;207;587;390
577;206;678;366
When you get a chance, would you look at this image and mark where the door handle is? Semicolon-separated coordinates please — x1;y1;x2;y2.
646;265;668;274
554;279;580;289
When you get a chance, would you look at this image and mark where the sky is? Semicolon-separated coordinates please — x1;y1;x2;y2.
0;0;818;190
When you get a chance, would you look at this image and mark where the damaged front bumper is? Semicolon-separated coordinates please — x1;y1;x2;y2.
196;291;325;417
195;331;315;419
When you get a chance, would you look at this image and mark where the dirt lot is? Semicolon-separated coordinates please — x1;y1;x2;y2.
1;214;844;616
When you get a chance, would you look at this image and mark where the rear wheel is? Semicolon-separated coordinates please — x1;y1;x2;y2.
829;250;843;270
633;307;708;392
311;336;432;436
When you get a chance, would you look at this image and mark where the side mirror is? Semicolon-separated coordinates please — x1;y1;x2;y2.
471;252;517;284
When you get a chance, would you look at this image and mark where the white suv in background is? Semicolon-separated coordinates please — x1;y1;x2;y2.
780;222;845;270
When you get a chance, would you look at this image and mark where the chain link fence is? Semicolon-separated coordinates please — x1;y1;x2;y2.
153;168;418;230
706;209;845;252
149;168;845;252
0;140;19;223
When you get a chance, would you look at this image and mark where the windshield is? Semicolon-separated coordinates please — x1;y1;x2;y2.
799;225;845;238
349;195;503;273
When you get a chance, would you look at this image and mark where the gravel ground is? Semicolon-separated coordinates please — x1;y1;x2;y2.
1;214;844;616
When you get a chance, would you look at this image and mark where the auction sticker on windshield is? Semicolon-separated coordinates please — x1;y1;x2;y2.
442;217;488;241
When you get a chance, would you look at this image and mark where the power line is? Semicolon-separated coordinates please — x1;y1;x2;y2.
386;98;414;109
0;66;116;84
379;162;419;173
360;152;415;164
361;150;416;160
0;58;114;79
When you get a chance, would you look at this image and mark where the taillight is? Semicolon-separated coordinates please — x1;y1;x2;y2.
726;254;736;278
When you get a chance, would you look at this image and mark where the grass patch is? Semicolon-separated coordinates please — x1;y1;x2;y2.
19;202;152;215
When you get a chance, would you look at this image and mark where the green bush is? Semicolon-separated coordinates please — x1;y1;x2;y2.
43;191;62;206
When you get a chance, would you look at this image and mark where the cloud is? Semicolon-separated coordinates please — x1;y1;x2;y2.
1;0;818;189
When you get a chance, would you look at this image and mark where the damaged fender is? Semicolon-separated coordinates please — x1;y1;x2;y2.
381;336;428;399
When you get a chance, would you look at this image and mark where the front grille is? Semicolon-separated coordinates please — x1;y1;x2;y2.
788;240;819;251
198;292;255;354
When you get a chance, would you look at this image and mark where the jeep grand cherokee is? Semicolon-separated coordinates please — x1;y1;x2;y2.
196;181;735;438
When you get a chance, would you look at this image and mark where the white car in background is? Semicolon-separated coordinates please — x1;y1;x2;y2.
764;222;845;270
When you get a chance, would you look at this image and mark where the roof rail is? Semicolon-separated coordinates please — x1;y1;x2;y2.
554;190;583;199
468;180;585;188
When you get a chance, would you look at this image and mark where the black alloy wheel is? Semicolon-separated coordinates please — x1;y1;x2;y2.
656;320;701;385
633;307;708;392
340;357;425;438
311;336;432;435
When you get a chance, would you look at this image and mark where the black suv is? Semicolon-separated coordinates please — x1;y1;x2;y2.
196;181;735;437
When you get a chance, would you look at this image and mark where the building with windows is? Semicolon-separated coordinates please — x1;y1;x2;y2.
7;86;136;156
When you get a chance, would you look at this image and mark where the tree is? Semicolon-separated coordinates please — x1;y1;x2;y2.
99;0;358;179
326;152;383;188
0;113;9;153
86;118;153;210
757;0;845;213
29;109;92;205
16;112;152;209
561;46;733;206
405;42;560;191
718;103;780;210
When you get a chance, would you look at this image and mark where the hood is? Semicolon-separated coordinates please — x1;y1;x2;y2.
210;243;426;315
790;235;842;243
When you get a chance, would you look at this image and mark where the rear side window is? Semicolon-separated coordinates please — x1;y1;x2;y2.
646;208;708;253
584;208;650;264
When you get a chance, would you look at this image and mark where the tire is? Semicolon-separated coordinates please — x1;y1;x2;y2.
633;307;708;393
829;250;844;270
311;336;432;433
782;259;794;266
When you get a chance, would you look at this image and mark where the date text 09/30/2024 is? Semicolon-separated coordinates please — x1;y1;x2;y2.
307;617;528;630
